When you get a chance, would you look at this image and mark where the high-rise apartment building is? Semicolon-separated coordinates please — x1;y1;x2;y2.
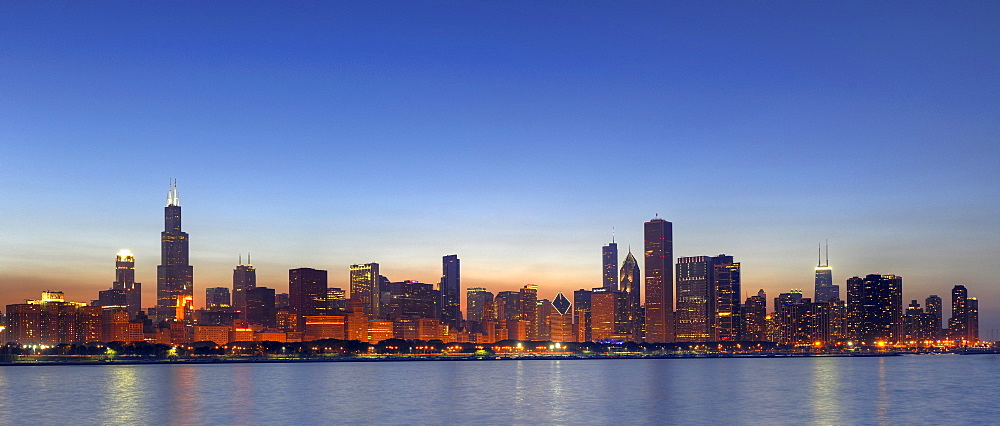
644;217;674;343
112;249;141;316
440;255;461;328
743;289;767;341
156;179;194;322
233;257;256;317
846;274;903;344
949;285;979;342
925;295;943;338
350;263;380;318
289;268;328;331
602;241;618;291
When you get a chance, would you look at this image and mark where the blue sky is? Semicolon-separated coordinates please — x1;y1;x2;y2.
2;2;998;332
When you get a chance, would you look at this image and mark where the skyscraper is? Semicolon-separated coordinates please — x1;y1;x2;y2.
949;285;977;342
246;286;276;328
466;287;493;333
743;289;767;341
814;243;838;303
350;263;380;318
602;240;618;291
619;250;641;341
156;179;194;322
644;217;674;343
233;256;256;318
112;249;141;316
847;274;903;344
440;255;461;328
675;255;741;341
520;284;539;340
289;267;328;331
925;294;943;339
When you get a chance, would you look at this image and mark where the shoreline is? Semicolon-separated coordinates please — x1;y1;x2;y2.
0;351;909;367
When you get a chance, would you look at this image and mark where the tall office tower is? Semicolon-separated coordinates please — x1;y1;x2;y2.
644;216;674;343
925;295;943;338
206;287;231;308
245;287;276;328
743;289;767;341
495;291;521;322
386;281;437;320
466;288;493;333
350;263;380;318
675;256;711;342
948;284;967;340
156;179;194;322
846;274;903;344
233;256;256;318
675;255;741;341
289;268;328;331
112;249;141;316
814;243;838;303
520;284;539;339
573;289;593;342
602;240;619;291
619;250;641;341
440;255;461;328
549;293;574;343
590;288;618;341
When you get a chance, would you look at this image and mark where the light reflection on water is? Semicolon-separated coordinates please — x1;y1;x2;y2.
1;356;999;424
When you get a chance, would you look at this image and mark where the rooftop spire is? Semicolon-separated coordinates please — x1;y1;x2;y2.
612;226;615;244
818;243;822;267
166;178;180;207
825;239;829;267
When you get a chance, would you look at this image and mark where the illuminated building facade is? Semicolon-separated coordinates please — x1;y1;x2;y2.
387;281;436;321
350;263;380;318
619;251;641;341
194;325;230;345
328;288;347;313
602;241;618;291
814;243;838;303
495;291;520;322
742;289;767;341
949;285;979;342
519;284;539;340
847;274;903;344
289;268;329;331
675;255;741;341
903;300;937;342
925;295;943;338
112;249;141;315
303;315;347;341
233;258;256;317
439;255;461;328
644;217;674;343
156;179;194;321
590;289;618;341
549;292;574;342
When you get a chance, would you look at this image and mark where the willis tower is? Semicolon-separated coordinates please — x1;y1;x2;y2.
156;179;194;321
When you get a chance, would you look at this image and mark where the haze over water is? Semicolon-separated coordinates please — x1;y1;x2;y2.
1;356;998;424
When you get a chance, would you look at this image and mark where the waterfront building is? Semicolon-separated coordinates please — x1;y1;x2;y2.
346;300;369;342
233;258;256;317
156;179;194;322
549;293;574;342
367;321;394;344
949;285;969;341
495;291;521;322
590;289;619;341
814;243;838;303
619;250;641;342
847;274;903;344
815;299;847;344
206;287;231;309
439;255;462;329
303;315;347;341
773;295;814;345
194;325;230;345
968;297;979;342
350;263;380;318
535;299;552;341
903;300;937;342
289;268;329;331
644;216;674;343
111;249;141;316
925;295;943;339
675;255;741;341
603;240;619;291
246;287;276;328
743;289;767;341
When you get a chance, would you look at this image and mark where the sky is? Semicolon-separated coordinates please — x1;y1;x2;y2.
2;2;998;334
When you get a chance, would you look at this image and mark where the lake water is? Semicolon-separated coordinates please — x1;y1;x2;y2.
0;355;997;424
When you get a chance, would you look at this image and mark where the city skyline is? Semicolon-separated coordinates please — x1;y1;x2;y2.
1;3;998;332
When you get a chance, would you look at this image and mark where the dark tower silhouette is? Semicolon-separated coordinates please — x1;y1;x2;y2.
644;216;674;343
112;249;141;316
156;179;193;321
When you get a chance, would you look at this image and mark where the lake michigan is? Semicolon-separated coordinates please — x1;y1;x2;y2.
1;355;997;424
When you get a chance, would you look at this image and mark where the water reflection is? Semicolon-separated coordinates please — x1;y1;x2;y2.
170;366;198;425
101;366;142;424
810;359;842;424
875;358;889;425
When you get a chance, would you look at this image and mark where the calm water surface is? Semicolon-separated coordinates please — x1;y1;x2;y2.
0;355;997;424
